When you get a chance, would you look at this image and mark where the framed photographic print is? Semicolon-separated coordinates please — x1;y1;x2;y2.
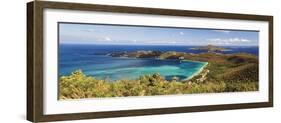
27;1;273;122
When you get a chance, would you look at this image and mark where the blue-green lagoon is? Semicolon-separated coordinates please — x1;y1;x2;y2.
85;58;207;81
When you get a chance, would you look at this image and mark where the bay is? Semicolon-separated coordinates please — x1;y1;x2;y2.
59;44;258;81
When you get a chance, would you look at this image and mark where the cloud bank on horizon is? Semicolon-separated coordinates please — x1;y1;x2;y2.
59;23;259;46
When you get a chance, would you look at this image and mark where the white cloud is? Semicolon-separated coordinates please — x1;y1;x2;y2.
80;29;95;32
207;38;252;45
240;39;251;42
141;40;187;45
104;37;112;41
133;39;137;43
213;30;231;33
170;41;177;44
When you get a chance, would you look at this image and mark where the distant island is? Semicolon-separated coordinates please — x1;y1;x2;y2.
108;50;162;58
190;45;230;52
107;45;231;59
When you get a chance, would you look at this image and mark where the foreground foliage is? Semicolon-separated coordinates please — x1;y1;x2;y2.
59;68;257;99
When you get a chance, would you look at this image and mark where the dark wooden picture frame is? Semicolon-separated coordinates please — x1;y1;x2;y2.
27;1;273;122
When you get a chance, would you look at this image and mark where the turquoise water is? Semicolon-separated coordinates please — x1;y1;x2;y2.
85;58;207;81
60;48;207;81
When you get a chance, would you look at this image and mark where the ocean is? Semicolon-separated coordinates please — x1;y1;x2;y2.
59;44;258;81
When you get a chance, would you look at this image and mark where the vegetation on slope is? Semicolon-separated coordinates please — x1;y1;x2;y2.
60;70;229;99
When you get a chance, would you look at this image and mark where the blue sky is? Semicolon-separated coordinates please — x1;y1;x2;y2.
59;23;259;46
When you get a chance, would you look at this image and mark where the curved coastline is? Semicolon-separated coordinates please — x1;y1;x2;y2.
183;61;208;81
182;59;207;64
102;53;209;81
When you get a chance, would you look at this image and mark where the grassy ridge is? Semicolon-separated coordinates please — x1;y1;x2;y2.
60;70;229;99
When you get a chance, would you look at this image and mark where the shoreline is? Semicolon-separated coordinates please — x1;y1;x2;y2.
60;55;209;82
182;62;208;81
181;59;206;64
97;55;209;82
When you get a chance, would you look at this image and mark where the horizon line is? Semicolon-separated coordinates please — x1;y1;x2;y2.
59;42;258;47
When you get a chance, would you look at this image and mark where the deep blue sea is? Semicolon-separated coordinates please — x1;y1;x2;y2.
59;44;258;81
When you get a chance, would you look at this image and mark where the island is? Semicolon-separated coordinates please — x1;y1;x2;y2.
190;44;230;52
107;50;162;58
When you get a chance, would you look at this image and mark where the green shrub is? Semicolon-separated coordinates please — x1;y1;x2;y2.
59;70;258;100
